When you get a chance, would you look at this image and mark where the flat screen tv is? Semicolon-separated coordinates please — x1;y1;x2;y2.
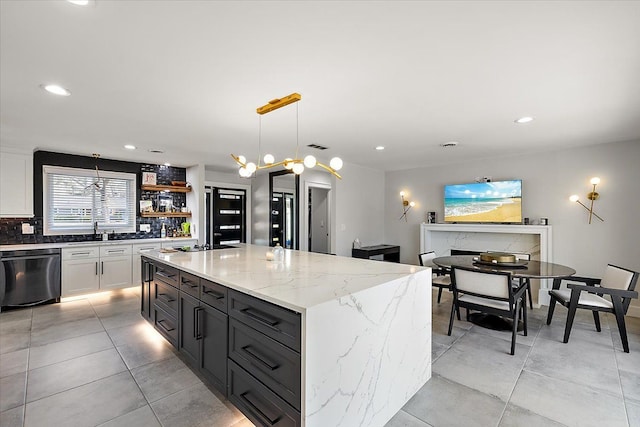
444;180;522;223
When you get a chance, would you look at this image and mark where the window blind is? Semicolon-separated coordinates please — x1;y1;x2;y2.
43;165;137;235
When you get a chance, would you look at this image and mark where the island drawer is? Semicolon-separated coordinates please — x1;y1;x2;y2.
229;318;301;410
179;271;200;298
201;279;227;313
228;360;300;427
154;280;179;316
229;290;301;352
154;262;179;288
154;306;178;347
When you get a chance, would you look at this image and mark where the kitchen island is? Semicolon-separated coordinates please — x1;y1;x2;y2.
141;244;432;427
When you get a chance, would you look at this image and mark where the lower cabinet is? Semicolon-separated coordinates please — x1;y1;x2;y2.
141;257;301;427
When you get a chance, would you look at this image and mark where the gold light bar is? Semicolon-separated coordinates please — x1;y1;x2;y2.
257;93;302;115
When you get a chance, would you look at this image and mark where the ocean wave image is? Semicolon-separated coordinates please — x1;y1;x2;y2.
444;181;522;223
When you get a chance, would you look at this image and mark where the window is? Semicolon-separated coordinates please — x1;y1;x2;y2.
43;165;136;235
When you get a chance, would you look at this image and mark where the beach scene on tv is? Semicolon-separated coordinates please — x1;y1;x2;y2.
444;180;522;223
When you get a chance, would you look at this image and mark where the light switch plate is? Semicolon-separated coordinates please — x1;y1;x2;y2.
21;223;34;234
140;224;151;232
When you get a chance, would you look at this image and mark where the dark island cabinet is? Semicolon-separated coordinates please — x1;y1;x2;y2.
140;256;301;426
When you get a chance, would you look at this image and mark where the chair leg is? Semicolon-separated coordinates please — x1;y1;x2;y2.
447;302;456;336
592;311;601;332
511;300;519;355
611;296;630;353
456;306;461;320
527;279;533;309
465;308;470;321
546;297;557;325
563;291;580;344
523;296;528;337
437;287;443;304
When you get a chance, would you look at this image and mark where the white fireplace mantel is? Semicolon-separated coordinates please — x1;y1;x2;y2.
419;223;553;305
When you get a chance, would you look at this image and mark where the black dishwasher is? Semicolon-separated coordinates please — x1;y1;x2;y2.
0;248;61;310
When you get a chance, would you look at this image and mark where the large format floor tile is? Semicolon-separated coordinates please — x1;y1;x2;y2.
0;348;29;378
29;316;104;347
97;404;161;427
386;409;432;427
24;371;147;427
0;371;26;412
432;331;528;401
151;382;246;427
498;403;566;427
403;374;506;427
28;330;113;370
510;370;628;427
0;405;24;427
130;355;203;403
26;348;127;402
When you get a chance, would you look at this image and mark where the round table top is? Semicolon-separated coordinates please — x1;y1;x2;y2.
432;255;576;279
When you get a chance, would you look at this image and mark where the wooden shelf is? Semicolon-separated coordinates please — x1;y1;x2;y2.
140;212;192;218
141;184;191;193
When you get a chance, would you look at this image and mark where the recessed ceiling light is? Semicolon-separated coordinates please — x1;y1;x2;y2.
67;0;90;5
440;141;458;148
124;145;136;150
375;146;385;151
164;163;171;167
515;116;534;124
41;84;71;96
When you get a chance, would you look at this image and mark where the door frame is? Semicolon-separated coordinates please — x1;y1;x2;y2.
302;181;332;253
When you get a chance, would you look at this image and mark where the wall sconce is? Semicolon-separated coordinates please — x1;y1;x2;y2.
569;177;604;224
399;191;415;222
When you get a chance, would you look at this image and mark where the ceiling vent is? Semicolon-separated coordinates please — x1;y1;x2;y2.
439;142;459;148
307;143;329;150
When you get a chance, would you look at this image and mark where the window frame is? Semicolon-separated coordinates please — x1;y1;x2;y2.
42;165;137;236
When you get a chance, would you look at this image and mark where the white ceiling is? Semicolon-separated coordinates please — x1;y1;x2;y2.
2;1;640;173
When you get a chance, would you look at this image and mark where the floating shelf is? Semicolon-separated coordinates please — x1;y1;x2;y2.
141;184;192;193
140;212;192;218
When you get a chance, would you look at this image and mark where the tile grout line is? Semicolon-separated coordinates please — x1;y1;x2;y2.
21;308;34;427
608;318;631;427
87;295;166;427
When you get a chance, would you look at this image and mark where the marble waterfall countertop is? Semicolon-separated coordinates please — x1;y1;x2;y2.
143;243;428;313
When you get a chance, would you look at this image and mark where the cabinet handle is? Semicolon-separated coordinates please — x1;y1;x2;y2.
242;307;279;328
156;271;176;280
101;261;104;275
240;391;280;426
241;345;279;371
157;293;175;303
157;319;175;332
107;249;125;254
194;307;203;340
182;279;198;289
72;251;91;256
95;261;98;275
202;287;225;300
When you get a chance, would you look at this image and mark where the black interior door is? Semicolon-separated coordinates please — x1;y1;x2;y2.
212;188;246;245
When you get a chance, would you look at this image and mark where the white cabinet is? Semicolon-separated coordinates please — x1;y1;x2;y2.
100;245;132;290
161;239;198;249
62;246;101;296
62;244;132;296
0;148;33;218
132;242;162;286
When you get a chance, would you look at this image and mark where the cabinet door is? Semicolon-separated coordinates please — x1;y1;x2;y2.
100;255;133;290
179;292;200;368
200;302;228;395
62;258;100;296
0;150;33;218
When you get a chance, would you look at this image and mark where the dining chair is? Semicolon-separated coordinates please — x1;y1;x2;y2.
419;251;452;304
546;264;639;353
487;251;533;309
448;266;528;355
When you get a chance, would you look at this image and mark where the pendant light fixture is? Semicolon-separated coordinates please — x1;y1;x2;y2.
231;93;343;179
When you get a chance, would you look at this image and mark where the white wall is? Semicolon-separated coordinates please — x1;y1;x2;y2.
384;139;640;314
334;163;386;257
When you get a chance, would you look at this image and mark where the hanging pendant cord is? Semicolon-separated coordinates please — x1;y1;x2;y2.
257;115;262;167
295;103;299;160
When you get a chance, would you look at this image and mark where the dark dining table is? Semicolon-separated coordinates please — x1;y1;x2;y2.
432;255;576;330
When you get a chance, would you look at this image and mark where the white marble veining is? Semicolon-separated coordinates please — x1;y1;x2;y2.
305;271;432;426
144;244;426;313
